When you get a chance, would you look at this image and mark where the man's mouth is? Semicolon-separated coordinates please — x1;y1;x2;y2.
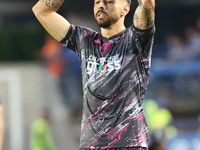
98;13;105;18
96;10;107;18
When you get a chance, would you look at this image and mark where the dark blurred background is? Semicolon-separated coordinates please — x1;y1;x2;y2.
0;0;200;150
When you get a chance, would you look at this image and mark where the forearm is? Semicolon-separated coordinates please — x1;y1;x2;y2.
134;0;155;30
32;0;70;41
35;0;64;12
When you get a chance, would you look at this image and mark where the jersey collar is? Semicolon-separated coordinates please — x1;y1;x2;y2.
101;28;126;43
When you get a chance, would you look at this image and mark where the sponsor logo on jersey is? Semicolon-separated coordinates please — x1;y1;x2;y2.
87;54;122;75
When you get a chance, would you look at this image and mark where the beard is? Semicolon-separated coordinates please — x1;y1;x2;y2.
94;13;120;28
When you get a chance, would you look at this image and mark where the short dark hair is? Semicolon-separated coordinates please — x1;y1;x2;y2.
126;0;131;5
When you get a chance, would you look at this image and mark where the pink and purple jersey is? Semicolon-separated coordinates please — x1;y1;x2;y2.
61;24;155;149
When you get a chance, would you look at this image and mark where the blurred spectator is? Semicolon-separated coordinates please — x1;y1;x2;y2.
41;34;63;78
59;47;83;141
184;26;200;60
165;34;189;63
144;99;173;132
59;47;83;117
41;33;83;117
40;33;64;111
30;109;57;150
144;99;178;150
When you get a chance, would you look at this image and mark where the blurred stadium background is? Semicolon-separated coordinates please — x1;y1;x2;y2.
0;0;200;150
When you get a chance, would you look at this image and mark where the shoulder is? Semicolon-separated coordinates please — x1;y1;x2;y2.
61;24;100;43
71;24;99;37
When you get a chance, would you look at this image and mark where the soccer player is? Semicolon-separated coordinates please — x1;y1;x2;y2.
32;0;156;149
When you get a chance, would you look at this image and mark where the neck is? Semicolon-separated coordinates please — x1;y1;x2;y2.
100;20;126;38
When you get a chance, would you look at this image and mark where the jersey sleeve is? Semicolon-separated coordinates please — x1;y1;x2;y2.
131;25;156;57
60;25;86;57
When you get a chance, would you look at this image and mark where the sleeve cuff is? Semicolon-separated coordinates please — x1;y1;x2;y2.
60;25;73;45
133;24;155;32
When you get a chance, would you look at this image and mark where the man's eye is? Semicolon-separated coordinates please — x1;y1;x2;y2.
95;1;100;4
107;1;113;3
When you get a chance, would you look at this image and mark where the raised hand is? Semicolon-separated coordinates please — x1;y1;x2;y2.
134;0;155;30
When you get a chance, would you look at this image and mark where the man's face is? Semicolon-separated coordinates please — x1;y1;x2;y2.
93;0;126;28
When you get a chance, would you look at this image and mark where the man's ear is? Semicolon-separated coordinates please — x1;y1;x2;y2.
121;4;130;17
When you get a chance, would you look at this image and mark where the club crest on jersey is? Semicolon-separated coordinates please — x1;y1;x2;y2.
87;54;122;75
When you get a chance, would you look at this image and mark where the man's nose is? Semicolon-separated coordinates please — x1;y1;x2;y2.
98;1;107;9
